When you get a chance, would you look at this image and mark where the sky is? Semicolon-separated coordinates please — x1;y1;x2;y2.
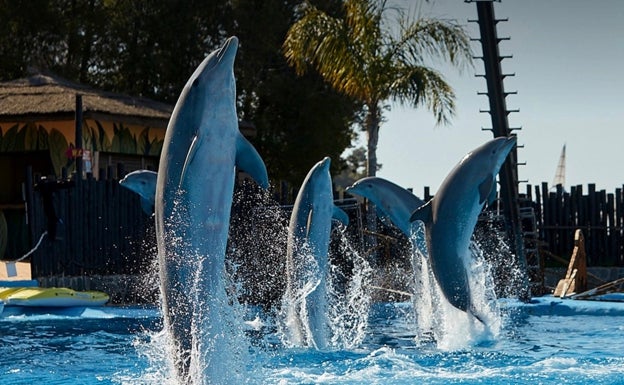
368;0;624;197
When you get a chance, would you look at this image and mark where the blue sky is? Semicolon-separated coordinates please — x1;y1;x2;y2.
369;0;624;196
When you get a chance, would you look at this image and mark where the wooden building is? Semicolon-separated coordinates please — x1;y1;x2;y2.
0;73;172;260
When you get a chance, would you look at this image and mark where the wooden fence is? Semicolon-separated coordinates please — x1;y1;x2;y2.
25;166;153;278
23;169;624;280
524;183;624;267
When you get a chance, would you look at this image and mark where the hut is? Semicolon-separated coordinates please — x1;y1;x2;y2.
0;72;171;265
0;73;262;302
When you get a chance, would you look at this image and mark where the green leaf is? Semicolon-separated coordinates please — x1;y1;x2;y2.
37;125;49;150
22;122;39;151
111;123;137;154
48;128;69;177
95;120;112;151
1;124;20;152
138;127;150;155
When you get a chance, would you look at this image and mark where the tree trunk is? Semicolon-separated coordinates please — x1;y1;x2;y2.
366;104;380;178
364;103;381;254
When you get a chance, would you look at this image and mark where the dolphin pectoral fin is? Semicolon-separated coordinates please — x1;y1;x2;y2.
478;175;494;205
235;134;269;189
180;135;201;188
332;206;349;226
409;200;433;224
306;210;314;239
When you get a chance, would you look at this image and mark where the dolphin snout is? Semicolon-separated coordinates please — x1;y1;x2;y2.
319;157;331;171
498;136;517;158
217;36;239;65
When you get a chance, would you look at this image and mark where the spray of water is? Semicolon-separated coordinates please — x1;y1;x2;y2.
409;221;503;350
327;227;373;349
278;222;373;350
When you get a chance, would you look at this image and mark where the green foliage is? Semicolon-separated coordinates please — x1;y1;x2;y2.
0;0;362;187
0;124;20;152
111;123;137;154
37;125;49;150
48;128;69;176
226;0;361;185
135;127;164;157
94;121;112;151
283;0;473;177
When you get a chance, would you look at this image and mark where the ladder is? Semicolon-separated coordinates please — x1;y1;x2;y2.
518;205;545;295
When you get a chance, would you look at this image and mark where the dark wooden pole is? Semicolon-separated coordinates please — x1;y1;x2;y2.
75;93;83;181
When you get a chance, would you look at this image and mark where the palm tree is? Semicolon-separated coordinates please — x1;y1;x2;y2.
283;0;473;179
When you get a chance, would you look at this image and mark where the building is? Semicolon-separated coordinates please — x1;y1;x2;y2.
0;72;172;260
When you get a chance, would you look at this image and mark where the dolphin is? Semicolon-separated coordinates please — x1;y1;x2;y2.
285;157;348;349
119;170;157;214
345;176;424;237
155;36;268;383
409;136;516;321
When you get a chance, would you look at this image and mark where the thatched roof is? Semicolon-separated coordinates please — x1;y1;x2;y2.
0;73;173;128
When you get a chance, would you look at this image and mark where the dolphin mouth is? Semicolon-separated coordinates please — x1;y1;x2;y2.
500;136;517;155
217;36;238;64
319;157;331;171
198;36;239;76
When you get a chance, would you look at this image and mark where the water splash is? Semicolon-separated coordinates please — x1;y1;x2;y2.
409;221;503;350
278;223;373;350
327;227;373;349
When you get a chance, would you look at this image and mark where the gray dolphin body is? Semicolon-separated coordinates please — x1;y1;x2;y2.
155;36;268;383
409;137;516;319
285;157;348;349
345;176;424;237
119;170;158;214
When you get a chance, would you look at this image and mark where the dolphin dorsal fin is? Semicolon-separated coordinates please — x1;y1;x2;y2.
332;206;349;226
478;175;494;205
235;134;269;189
409;200;433;224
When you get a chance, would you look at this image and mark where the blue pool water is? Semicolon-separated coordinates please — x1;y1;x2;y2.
1;298;623;385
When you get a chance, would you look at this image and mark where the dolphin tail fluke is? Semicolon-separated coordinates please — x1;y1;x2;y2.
332;205;349;226
469;306;487;327
235;134;269;189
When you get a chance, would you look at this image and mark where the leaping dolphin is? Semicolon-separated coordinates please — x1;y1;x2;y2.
119;170;157;214
409;136;516;321
345;176;424;237
155;36;268;383
284;157;348;349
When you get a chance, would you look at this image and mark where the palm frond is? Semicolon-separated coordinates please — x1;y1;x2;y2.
390;65;456;125
393;17;473;72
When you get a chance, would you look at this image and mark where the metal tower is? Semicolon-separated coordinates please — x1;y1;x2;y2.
467;0;531;299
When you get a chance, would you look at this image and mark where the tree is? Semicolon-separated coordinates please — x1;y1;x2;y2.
224;0;362;188
0;0;362;191
283;0;473;179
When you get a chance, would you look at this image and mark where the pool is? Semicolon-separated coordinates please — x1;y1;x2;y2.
1;297;623;385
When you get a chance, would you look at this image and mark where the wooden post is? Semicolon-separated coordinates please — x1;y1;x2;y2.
75;94;84;181
554;229;587;297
